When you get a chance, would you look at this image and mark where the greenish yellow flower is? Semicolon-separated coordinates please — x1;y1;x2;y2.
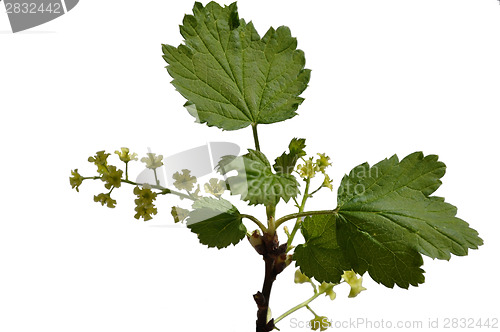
69;169;84;192
315;153;332;173
319;282;336;301
133;185;158;221
171;206;189;223
141;153;164;169
294;269;311;284
115;147;138;163
204;178;226;198
93;193;116;208
173;169;197;191
310;316;331;331
88;151;110;174
101;165;123;189
322;174;333;191
297;158;319;179
342;270;367;298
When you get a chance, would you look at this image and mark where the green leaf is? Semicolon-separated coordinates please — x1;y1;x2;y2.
293;214;351;284
217;149;299;205
295;152;483;289
335;214;425;288
162;2;311;131
273;138;306;175
187;197;247;249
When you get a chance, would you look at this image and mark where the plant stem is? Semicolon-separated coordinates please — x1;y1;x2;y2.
309;183;324;197
252;123;261;152
306;305;318;317
286;178;310;249
255;233;282;332
241;214;267;233
300;178;311;211
276;209;338;229
274;292;322;325
82;176;100;180
82;175;194;200
266;204;276;234
120;179;192;200
153;169;159;186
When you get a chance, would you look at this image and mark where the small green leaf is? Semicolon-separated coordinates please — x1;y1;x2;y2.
187;197;247;249
273;138;306;175
162;2;310;131
218;150;299;205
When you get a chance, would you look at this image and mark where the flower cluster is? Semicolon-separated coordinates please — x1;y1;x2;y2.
133;185;158;221
297;158;319;178
296;153;333;191
93;193;116;208
101;165;123;190
88;150;110;174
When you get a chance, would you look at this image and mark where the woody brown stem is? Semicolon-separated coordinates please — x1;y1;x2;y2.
253;232;289;332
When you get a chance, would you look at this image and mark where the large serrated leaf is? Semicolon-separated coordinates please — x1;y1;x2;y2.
162;1;310;131
294;152;482;289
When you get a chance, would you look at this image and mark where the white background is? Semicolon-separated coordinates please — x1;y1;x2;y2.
1;1;499;331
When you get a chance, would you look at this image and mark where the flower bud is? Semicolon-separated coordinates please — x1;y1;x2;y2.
274;253;292;274
248;230;266;255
